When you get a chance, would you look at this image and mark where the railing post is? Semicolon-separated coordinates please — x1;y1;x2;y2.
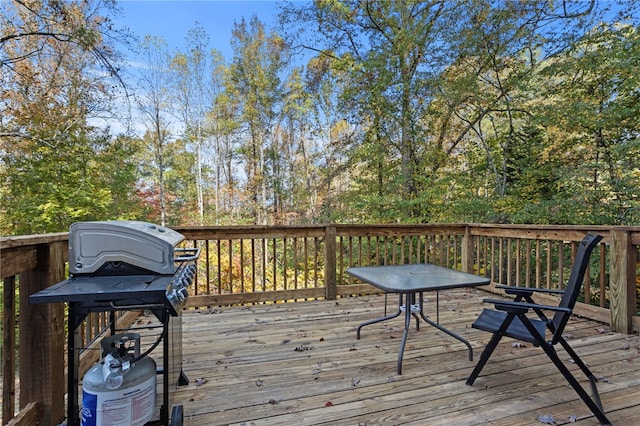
324;225;337;300
609;229;635;333
3;276;16;424
461;226;474;273
19;242;66;426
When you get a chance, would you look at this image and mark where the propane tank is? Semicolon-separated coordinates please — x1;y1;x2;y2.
81;333;156;426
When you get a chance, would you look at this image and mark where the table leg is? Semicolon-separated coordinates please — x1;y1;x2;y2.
358;292;472;374
397;292;419;375
418;292;473;361
356;294;402;339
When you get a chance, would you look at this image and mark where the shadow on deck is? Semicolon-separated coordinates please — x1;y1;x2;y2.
159;290;640;425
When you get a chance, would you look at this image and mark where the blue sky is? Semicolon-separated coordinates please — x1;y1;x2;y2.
99;1;296;135
115;0;284;59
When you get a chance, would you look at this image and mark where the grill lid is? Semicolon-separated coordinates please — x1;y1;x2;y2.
69;221;185;275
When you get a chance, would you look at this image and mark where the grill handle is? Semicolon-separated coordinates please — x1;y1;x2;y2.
174;247;201;262
110;302;164;310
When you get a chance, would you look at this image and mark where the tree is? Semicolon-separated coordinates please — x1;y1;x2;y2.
209;76;243;223
430;1;640;225
0;0;124;76
135;35;173;226
98;134;151;220
302;54;345;222
288;1;457;218
227;15;288;224
273;66;319;222
531;22;640;224
282;0;614;223
171;23;216;224
0;0;131;234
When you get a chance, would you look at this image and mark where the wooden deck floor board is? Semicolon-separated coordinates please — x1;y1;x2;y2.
148;291;640;425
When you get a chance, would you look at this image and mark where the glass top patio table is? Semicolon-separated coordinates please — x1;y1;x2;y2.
347;264;490;374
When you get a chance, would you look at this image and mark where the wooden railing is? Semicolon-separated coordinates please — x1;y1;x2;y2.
1;224;639;425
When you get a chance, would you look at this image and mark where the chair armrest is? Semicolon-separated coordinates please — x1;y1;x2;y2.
496;285;565;297
483;298;572;314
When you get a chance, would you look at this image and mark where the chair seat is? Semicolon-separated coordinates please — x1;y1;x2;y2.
472;308;547;345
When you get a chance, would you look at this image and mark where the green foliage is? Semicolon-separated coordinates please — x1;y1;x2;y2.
0;130;149;234
2;1;640;233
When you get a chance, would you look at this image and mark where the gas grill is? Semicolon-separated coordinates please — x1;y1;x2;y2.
30;221;200;426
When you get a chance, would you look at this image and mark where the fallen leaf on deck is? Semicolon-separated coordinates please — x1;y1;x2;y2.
269;399;278;405
325;401;333;407
537;413;556;424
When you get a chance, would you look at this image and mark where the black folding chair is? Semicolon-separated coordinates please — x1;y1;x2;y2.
466;233;611;425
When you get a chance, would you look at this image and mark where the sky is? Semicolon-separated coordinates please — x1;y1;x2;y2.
103;1;291;134
114;0;285;60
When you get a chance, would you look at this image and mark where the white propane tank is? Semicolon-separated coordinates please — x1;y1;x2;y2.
81;333;157;426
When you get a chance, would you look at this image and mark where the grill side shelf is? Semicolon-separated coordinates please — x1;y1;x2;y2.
29;275;171;304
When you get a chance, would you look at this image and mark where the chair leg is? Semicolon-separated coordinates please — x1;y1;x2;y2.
518;316;611;425
538;342;611;425
467;312;517;386
558;336;597;380
557;337;606;415
466;332;502;386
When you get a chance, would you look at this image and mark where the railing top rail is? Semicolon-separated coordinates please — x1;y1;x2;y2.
174;225;328;240
4;224;640;249
468;224;640;244
0;232;68;249
469;227;611;241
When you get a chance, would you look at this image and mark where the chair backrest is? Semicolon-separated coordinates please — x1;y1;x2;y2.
551;233;603;343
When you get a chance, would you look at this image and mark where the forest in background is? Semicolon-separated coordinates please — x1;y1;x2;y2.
1;0;639;235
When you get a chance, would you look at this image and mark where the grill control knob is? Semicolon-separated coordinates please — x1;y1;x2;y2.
166;289;180;306
186;267;195;279
178;287;189;301
166;287;189;306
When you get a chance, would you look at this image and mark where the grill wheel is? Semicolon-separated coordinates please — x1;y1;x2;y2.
170;405;184;426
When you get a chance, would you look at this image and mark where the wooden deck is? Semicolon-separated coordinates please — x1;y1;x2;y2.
156;290;640;425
